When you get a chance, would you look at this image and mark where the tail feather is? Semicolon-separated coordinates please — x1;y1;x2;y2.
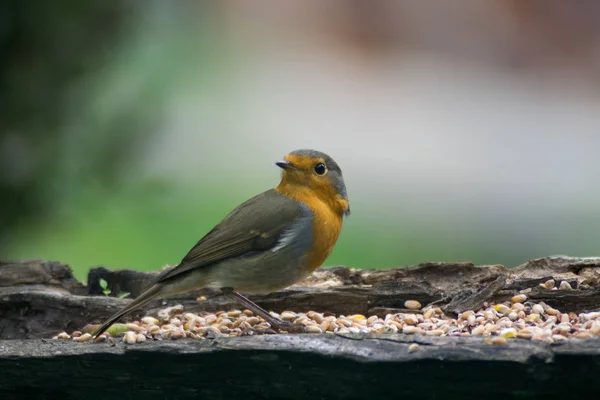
92;284;163;338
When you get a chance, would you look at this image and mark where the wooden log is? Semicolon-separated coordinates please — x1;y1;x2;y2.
1;256;600;397
0;335;599;399
2;256;600;339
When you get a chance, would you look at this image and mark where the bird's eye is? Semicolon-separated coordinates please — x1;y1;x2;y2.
314;163;327;175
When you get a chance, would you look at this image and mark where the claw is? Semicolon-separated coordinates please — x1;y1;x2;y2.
272;321;307;334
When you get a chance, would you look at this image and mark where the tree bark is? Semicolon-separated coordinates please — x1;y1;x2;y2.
1;335;599;399
1;256;600;398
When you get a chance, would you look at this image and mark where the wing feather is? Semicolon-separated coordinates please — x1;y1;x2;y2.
156;189;303;283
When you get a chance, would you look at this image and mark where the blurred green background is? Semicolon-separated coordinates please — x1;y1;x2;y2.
3;1;600;281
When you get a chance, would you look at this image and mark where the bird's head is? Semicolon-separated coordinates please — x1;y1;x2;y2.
275;149;350;217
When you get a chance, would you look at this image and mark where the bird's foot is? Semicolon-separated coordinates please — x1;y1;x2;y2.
270;321;307;334
240;327;277;336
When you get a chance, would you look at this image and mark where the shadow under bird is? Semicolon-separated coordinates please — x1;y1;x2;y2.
92;149;350;337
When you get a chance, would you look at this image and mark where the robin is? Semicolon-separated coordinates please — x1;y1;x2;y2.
92;149;350;337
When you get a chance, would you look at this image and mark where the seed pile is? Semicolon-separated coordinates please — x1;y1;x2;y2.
53;289;600;345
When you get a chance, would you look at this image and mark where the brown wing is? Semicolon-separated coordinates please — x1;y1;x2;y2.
155;189;303;283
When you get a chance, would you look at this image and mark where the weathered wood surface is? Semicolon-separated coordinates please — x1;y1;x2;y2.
1;257;600;398
2;257;600;339
1;335;600;399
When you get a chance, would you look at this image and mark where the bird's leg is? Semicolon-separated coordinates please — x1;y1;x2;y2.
223;290;306;334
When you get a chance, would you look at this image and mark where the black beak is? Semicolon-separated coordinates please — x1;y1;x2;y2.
275;161;294;170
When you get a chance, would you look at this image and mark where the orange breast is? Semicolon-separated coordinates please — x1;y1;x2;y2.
304;198;343;272
275;185;344;273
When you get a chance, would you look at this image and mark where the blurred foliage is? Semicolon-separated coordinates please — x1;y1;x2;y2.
0;0;135;246
0;1;213;258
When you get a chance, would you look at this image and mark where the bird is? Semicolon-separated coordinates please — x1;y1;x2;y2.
92;149;350;337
